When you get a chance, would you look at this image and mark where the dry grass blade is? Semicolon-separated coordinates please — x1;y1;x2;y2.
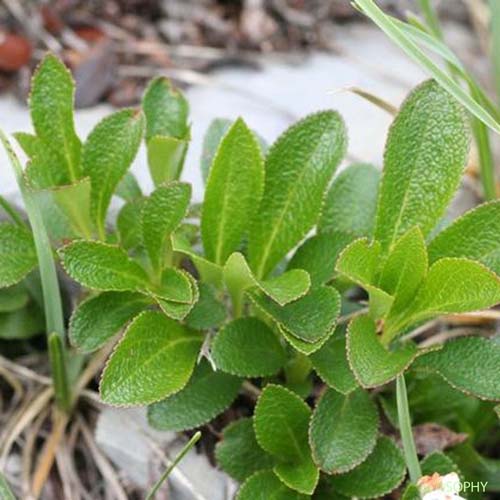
419;327;489;348
22;407;49;499
78;417;128;500
0;365;24;401
0;387;53;467
31;409;69;498
337;86;398;115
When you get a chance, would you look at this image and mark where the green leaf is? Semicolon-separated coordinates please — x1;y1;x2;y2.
30;54;81;183
69;291;148;353
347;315;417;388
153;271;199;321
30;188;75;241
379;227;427;313
211;317;287;377
82;109;144;236
313;480;349;499
0;284;29;313
328;436;406;499
310;332;358;394
201;118;264;264
215;418;275;482
254;384;311;461
142;77;189;141
254;385;318;493
147;135;188;185
274;456;319;496
428;201;500;274
237;470;309;500
421;451;461;477
374;80;469;254
154;268;194;303
448;443;500;491
185;283;226;330
288;231;355;287
224;252;310;307
254;384;319;495
309;388;379;473
385;258;500;337
353;0;500;134
335;238;393;318
23;137;71;188
249;286;340;343
0;302;44;339
0;223;37;287
171;233;223;286
13;131;39;158
319;163;380;237
401;484;421;500
115;172;142;202
142;182;191;273
336;237;379;285
280;325;332;355
142;78;189;184
100;311;202;405
59;241;149;291
413;337;500;401
248;111;347;278
148;360;241;431
201;118;232;183
51;178;93;238
117;199;145;250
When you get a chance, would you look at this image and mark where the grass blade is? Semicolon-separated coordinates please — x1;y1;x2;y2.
353;0;500;134
0;129;70;411
48;332;72;412
146;431;202;500
490;0;500;103
0;471;16;500
396;374;422;483
0;131;65;338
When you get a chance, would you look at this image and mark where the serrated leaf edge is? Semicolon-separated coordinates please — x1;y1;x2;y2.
332;436;407;500
346;316;418;389
98;310;201;407
308;388;380;474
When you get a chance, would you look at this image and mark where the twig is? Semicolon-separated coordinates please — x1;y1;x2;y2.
22;407;49;499
242;381;261;399
337;307;369;325
399;319;439;342
31;408;69;498
419;327;488;348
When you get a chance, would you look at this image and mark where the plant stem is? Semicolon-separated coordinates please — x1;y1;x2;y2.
146;431;202;500
0;130;70;413
97;220;106;242
48;333;72;412
231;289;244;318
396;374;421;483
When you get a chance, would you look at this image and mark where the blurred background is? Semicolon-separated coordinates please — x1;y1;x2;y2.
0;0;490;202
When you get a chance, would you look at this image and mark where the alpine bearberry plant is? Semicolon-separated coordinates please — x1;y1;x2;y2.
1;52;500;499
